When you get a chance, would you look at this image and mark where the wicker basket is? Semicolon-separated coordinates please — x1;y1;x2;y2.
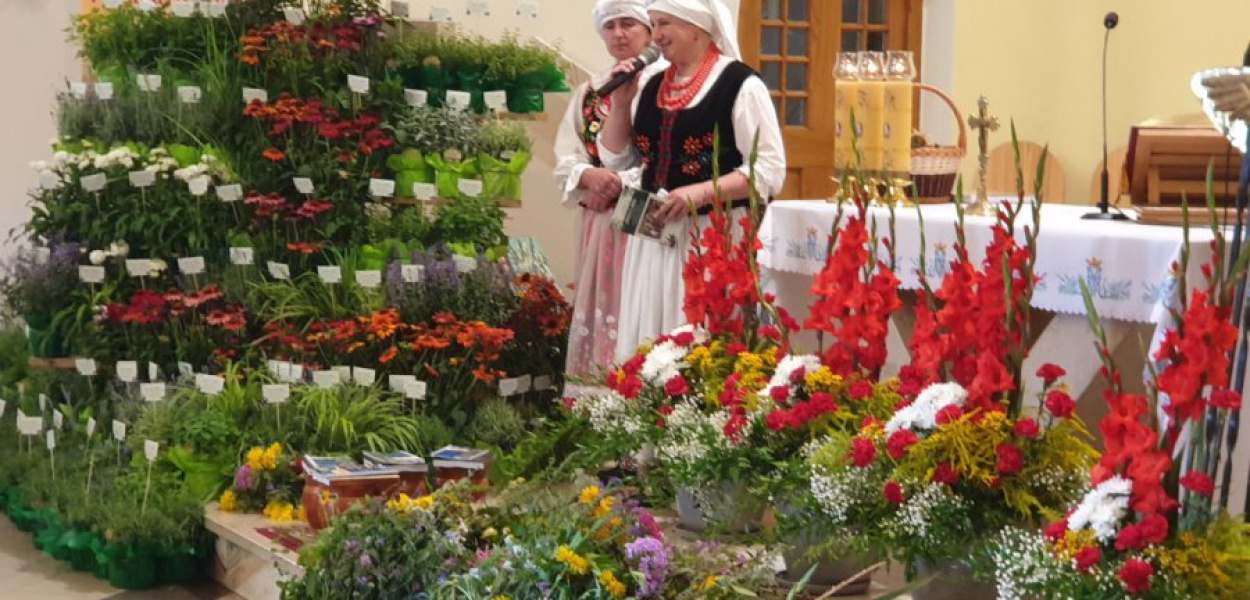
911;83;967;204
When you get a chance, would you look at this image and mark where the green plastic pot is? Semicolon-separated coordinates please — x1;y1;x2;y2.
107;543;157;590
157;546;201;585
24;314;65;358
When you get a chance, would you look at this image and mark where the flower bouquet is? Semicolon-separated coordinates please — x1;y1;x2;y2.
992;209;1250;600
218;442;304;522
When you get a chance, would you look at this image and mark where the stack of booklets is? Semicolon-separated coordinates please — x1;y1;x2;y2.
430;445;493;471
302;455;400;486
362;450;428;474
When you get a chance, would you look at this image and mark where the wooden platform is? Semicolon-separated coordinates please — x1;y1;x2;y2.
205;503;306;600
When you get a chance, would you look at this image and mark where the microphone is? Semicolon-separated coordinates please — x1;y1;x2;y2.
596;47;661;97
1084;11;1130;220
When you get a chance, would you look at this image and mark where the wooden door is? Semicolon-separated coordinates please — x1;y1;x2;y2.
739;0;923;200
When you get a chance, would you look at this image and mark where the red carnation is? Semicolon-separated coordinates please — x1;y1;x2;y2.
621;354;646;375
1045;390;1076;418
996;443;1025;475
617;375;642;399
883;481;905;504
665;375;690;397
935;405;964;425
1180;471;1215;497
848;437;877;467
932;463;961;485
1014;418;1040;439
1114;514;1169;550
1209;389;1242;411
726;342;747;356
562;397;577;411
1044;519;1069;542
1036;363;1066;384
849;381;874;400
886;429;919;459
1119;559;1154;594
769;385;791;402
1074;546;1101;572
672;331;695;345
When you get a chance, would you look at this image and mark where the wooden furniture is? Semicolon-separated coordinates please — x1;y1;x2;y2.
1089;147;1129;206
986;140;1066;202
1128;114;1243;225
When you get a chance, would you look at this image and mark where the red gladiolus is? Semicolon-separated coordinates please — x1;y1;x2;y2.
1036;363;1066;384
931;463;961;485
996;442;1024;475
886;430;919;459
883;481;905;504
664;375;690;397
1119;559;1154;594
848;437;877;467
1014;418;1040;439
1180;471;1215;497
1074;546;1101;572
1209;389;1242;411
1045;390;1076;418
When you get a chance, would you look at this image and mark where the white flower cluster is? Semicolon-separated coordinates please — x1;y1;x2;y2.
990;527;1056;600
810;469;860;526
31;145;230;191
884;382;968;433
87;240;131;266
640;339;688;384
577;391;647;437
762;354;821;400
656;400;729;468
1067;476;1132;542
886;483;967;546
668;323;709;345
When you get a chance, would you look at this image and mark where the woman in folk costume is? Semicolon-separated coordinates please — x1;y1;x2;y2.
554;0;656;377
597;0;786;361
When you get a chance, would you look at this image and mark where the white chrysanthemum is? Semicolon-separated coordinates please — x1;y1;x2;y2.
640;340;688;384
1067;476;1132;542
763;354;821;400
885;382;968;433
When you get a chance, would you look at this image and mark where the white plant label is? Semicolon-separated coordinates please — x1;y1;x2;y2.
137;0;157;11
484;90;508;112
317;265;342;284
103;0;123;9
178;256;206;275
0;400;6;417
466;1;489;17
95;82;114;100
390;1;410;18
242;87;268;104
413;182;437;200
171;1;196;17
229;247;254;265
140;383;166;403
369;178;395;198
457;178;483;197
429;6;453;21
53;410;64;430
353;367;377;387
116;360;139;383
293;177;315;195
76;359;98;377
532;374;553;391
499;377;523;397
34;247;51;265
188;175;210;196
196;374;225;395
403;89;427;107
517;1;539;18
453;255;478;273
86;417;96;438
47;430;56;451
263;384;290;404
216;183;243;202
18;416;40;436
347;75;370;94
126;259;152;277
313;370;340;388
401;264;424;283
389;375;415;393
355;270;382;288
267;261;291;280
178;362;194;377
178;85;202;103
203;2;227;18
81;173;107;192
40;172;62;190
144;440;159;462
137;73;162;92
38;394;47;412
283;7;305;25
446;90;471;112
405;379;427;400
79;266;106;284
149;362;159;381
128;170;156;188
69;81;88;99
112;420;126;442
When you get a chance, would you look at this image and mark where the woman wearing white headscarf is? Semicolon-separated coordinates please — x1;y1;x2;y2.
598;0;786;361
554;0;656;377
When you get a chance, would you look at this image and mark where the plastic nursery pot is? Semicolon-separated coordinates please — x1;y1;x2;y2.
65;530;102;572
24;314;66;358
156;545;201;585
107;543;158;590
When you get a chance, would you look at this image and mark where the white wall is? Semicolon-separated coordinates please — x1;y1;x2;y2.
0;0;80;254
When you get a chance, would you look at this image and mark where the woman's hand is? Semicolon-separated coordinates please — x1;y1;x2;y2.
607;58;643;104
577;168;622;211
657;183;710;222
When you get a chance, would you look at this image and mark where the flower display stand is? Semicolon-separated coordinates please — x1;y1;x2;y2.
205;503;305;600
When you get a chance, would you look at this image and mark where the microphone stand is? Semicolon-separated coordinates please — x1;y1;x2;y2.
1084;18;1130;220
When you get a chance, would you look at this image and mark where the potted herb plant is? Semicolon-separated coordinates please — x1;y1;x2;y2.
477;119;532;202
1;239;83;358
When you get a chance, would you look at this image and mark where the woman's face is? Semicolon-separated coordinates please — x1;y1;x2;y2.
600;17;651;62
649;11;707;65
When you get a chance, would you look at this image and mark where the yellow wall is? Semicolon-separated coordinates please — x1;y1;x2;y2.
949;0;1250;204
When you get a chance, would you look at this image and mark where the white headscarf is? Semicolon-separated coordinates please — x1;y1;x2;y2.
593;0;650;33
646;0;741;59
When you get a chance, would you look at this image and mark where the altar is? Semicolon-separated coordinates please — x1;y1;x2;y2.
757;200;1219;410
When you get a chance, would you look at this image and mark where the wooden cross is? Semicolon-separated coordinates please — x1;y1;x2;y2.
968;95;999;209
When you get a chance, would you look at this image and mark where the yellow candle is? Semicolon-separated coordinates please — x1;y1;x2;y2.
834;81;857;170
882;81;913;177
859;81;885;172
